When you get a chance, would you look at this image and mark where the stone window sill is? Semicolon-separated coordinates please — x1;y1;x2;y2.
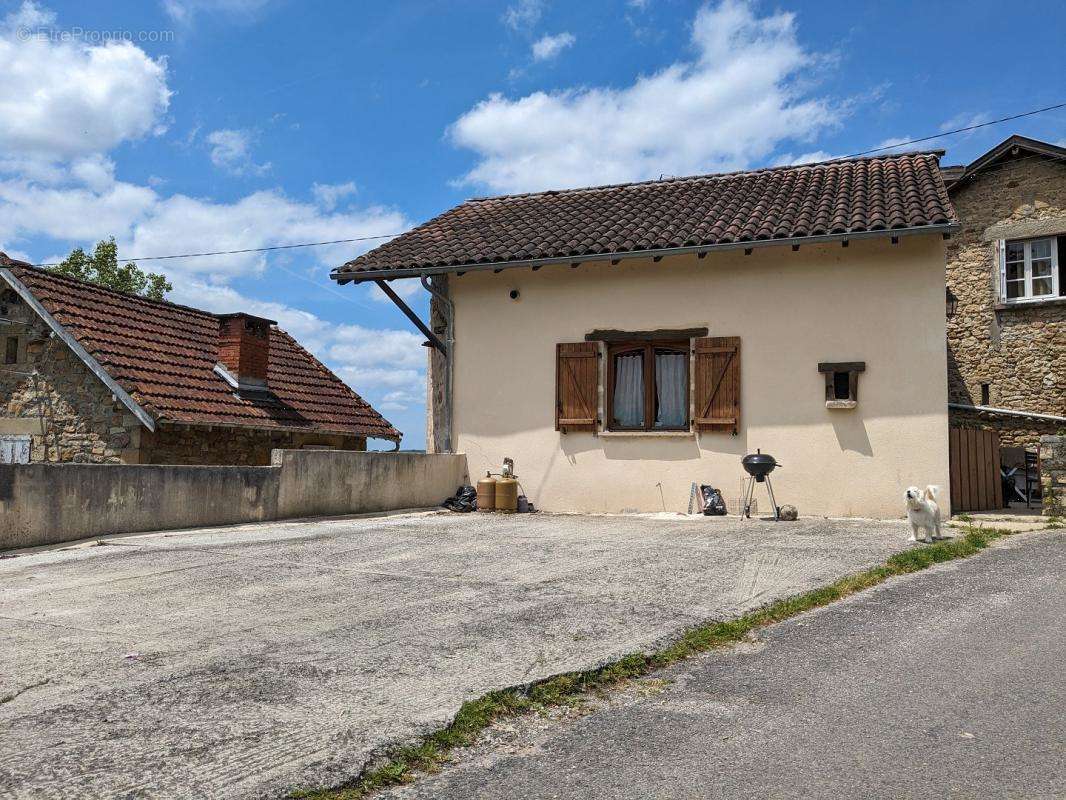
825;400;858;409
599;429;696;438
993;297;1066;311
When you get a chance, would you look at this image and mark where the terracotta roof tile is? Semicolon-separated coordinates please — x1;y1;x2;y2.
336;152;956;277
4;264;400;441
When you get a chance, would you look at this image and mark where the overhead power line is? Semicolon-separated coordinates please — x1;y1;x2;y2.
29;232;406;268
840;101;1066;159
20;99;1066;269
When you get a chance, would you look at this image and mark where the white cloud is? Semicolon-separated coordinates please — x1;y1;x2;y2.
939;112;990;133
868;135;915;155
0;177;157;243
206;128;271;176
69;154;116;192
451;0;839;193
531;32;575;61
162;0;273;24
327;324;426;371
0;3;170;162
378;389;423;412
126;191;407;277
502;0;544;31
312;180;357;211
6;0;54;28
773;149;835;166
368;278;424;304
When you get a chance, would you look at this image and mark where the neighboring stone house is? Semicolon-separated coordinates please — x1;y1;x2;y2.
941;135;1066;449
0;258;400;464
334;151;957;518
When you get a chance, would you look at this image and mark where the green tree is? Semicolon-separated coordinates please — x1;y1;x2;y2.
50;238;172;301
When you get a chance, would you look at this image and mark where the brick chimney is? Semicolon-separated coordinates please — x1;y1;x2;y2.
217;313;275;389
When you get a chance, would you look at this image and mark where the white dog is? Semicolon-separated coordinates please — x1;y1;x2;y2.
905;485;943;543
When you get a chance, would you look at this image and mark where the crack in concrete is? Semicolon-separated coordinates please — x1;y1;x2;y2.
0;677;50;705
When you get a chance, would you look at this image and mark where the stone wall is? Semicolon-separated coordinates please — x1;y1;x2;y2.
949;407;1062;450
1040;435;1065;517
946;153;1066;450
0;307;141;463
141;425;365;466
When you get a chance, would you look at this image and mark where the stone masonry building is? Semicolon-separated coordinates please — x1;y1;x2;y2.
941;135;1066;450
0;257;399;465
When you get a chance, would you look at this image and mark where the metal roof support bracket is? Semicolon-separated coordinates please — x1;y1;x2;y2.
374;279;448;356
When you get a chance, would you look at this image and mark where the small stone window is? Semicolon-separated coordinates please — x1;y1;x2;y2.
818;362;865;409
980;383;990;406
3;336;17;365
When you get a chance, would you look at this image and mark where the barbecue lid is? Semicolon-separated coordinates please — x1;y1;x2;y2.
741;450;781;476
741;451;778;467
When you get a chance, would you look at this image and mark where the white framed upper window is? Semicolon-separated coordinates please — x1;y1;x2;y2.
999;236;1059;302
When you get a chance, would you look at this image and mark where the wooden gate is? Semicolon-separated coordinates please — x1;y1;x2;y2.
949;427;1003;513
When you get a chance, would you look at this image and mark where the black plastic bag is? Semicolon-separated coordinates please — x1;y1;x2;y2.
442;485;477;513
700;485;727;516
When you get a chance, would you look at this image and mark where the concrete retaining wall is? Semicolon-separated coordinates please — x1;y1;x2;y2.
273;450;468;519
0;450;468;550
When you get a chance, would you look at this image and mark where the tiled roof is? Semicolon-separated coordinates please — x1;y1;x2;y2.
2;261;400;441
940;134;1066;191
335;151;957;279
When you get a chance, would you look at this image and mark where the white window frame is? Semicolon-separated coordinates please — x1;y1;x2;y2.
998;236;1059;303
0;434;31;464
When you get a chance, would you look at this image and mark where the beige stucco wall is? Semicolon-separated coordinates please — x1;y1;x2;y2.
448;235;950;518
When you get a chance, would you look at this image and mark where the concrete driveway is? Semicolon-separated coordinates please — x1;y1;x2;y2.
1;511;915;799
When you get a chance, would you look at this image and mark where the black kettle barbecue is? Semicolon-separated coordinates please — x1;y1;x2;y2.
741;449;782;520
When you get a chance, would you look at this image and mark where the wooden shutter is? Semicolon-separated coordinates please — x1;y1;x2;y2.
693;336;740;433
556;342;599;432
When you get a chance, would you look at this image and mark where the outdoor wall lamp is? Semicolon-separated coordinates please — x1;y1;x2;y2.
946;287;959;318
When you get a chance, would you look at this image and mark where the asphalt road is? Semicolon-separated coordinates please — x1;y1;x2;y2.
387;531;1066;800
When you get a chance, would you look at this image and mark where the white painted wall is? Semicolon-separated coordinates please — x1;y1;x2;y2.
448;235;950;518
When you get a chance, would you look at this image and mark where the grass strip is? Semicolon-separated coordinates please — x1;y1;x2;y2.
292;525;1021;799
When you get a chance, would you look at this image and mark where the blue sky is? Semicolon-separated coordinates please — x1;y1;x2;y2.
1;0;1063;449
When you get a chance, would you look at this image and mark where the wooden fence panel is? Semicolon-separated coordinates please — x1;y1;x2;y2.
949;427;1002;513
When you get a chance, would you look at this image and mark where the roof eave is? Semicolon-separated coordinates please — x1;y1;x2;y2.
155;417;402;442
947;134;1066;192
0;267;158;433
332;223;960;284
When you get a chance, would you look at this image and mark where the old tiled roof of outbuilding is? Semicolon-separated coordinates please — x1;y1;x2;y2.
0;259;400;441
334;151;958;280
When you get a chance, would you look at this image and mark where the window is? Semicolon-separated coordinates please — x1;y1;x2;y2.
556;335;740;436
606;342;689;431
818;362;865;408
980;383;990;406
1000;237;1059;302
3;336;17;365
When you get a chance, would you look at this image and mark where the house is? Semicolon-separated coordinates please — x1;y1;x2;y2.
940;135;1066;453
333;151;957;518
0;258;400;464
